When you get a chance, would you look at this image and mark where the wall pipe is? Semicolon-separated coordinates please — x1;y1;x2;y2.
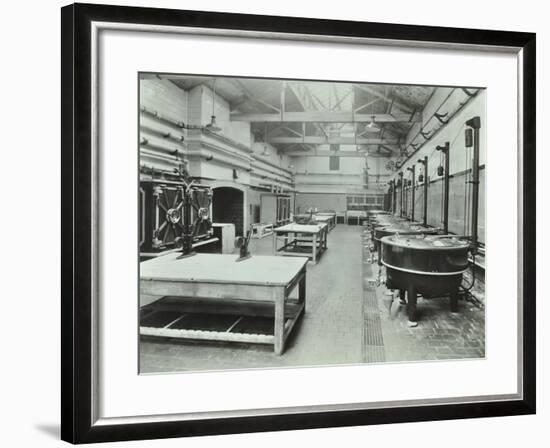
436;141;450;234
403;180;409;218
418;156;428;226
400;88;480;165
399;171;405;218
407;165;416;221
465;116;481;253
391;180;397;214
140;136;183;158
141;105;186;129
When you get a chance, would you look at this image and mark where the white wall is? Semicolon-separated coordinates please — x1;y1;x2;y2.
292;154;392;194
189;84;252;147
394;91;487;240
139;78;188;173
3;2;546;448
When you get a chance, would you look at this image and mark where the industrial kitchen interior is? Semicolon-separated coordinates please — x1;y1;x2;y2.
139;74;486;373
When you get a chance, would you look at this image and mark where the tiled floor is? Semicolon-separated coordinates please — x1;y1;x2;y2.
362;227;486;363
139;224;485;373
140;225;365;373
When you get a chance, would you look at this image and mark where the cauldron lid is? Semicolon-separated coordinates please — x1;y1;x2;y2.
379;225;437;232
381;234;470;250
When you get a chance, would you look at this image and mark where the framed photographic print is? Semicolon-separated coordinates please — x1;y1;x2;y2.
61;2;536;444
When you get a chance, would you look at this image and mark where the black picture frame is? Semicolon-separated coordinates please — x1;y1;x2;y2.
61;2;536;444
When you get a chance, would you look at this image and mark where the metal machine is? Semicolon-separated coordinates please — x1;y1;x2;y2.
140;163;213;257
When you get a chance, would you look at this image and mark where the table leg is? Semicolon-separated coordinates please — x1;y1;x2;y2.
274;293;285;355
298;272;306;312
312;233;317;263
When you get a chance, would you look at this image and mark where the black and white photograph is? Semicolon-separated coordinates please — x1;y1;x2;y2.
138;74;486;373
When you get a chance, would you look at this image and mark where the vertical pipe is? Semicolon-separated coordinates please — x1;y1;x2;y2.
423;156;428;226
417;156;429;226
404;178;408;217
399;172;404;217
392;180;397;214
436;142;450;234
408;165;416;221
466;116;481;251
388;180;394;213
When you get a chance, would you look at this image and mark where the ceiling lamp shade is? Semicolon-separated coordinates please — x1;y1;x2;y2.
262;145;270;156
205;115;221;132
364;115;380;133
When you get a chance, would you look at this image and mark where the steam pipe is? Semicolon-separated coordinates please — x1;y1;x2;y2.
418;156;428;226
401;88;480;164
436;142;450;234
465;116;481;253
398;171;404;217
387;180;393;213
140;135;183;158
392;180;397;214
407;165;416;221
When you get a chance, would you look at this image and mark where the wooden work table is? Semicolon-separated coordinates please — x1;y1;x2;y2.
313;214;336;231
273;222;328;264
140;253;308;355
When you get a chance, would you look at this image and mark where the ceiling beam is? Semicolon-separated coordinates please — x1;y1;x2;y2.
355;84;413;113
230;79;281;113
286;83;329;139
354;98;380;113
268;136;400;145
286;150;393;158
230;111;420;123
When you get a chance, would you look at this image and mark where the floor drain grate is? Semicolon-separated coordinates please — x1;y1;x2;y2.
364;312;384;347
362;230;386;363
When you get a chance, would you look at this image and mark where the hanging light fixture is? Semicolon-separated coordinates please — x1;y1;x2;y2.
364;115;380;133
262;145;270;156
205;78;222;132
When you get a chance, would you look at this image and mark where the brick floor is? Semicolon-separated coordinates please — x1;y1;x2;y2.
361;227;485;363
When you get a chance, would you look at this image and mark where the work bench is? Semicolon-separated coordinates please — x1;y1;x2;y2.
313;213;336;231
273;223;328;264
140;253;307;355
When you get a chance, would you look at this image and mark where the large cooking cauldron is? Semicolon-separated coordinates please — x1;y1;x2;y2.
367;215;407;233
381;235;470;325
373;225;439;264
367;210;389;216
365;210;390;227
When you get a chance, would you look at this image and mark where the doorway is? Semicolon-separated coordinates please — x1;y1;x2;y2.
212;187;244;236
